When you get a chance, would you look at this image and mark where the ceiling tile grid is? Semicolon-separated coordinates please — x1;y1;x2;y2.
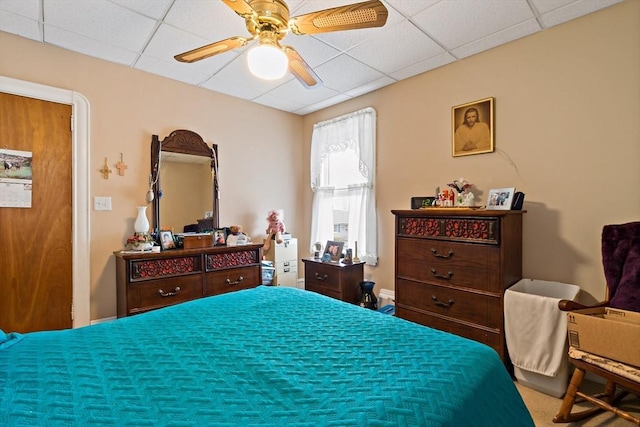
0;0;624;115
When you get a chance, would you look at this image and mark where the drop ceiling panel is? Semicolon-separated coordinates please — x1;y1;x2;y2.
163;0;247;40
347;20;446;74
344;75;396;98
413;0;534;49
201;55;293;100
316;54;385;93
44;25;139;65
141;22;238;75
0;0;624;115
530;0;576;14
537;0;622;27
389;52;456;81
0;0;40;20
282;37;341;68
136;54;213;85
109;0;173;20
0;10;40;41
451;19;541;59
261;78;342;107
387;0;440;17
43;0;157;52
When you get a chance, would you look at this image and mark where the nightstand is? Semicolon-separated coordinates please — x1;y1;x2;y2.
302;258;364;304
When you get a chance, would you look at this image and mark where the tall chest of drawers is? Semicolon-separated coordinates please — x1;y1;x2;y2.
391;209;524;365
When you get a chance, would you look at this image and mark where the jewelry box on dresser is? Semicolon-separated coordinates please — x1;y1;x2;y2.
115;244;262;317
391;209;524;367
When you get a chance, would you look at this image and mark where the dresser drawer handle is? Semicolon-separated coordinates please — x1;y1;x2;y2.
314;273;329;281
432;295;454;308
226;276;244;286
158;287;180;297
431;248;454;259
430;268;454;280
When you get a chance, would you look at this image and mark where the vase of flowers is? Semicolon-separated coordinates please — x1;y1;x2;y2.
126;232;154;251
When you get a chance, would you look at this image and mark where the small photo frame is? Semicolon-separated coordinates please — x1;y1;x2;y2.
452;97;494;157
159;230;176;250
324;240;344;263
214;228;227;246
486;188;515;210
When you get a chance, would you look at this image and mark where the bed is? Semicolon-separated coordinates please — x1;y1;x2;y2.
1;286;533;426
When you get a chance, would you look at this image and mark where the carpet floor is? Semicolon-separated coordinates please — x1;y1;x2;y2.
515;379;640;426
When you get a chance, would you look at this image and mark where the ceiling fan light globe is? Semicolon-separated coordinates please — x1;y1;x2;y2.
247;45;288;80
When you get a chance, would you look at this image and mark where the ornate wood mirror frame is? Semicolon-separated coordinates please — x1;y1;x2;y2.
150;129;219;236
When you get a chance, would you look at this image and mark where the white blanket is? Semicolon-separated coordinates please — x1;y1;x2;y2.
504;289;569;377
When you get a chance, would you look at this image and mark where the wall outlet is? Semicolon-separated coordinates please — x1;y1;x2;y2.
94;196;112;211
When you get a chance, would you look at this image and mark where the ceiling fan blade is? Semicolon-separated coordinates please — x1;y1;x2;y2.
221;0;256;18
289;0;388;36
175;36;251;63
282;46;321;89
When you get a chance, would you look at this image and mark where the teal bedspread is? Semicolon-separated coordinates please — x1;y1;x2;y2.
1;286;533;426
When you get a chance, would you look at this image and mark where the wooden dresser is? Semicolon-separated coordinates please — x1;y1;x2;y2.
302;259;364;304
115;244;262;317
391;209;524;365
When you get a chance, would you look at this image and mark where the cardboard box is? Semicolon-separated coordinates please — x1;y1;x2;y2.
183;234;213;249
566;307;640;367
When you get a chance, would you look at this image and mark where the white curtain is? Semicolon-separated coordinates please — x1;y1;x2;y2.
310;107;377;265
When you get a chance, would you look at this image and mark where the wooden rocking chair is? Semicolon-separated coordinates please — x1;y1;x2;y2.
553;221;640;425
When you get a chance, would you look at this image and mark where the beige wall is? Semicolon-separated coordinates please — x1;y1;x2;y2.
301;0;640;304
1;0;638;320
0;31;303;320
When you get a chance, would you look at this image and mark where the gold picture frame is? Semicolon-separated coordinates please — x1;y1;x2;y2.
452;97;494;157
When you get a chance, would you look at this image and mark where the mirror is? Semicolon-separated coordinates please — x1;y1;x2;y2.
151;130;219;236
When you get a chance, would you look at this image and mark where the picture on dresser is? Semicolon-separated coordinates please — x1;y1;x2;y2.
486;187;515;210
214;228;227;246
160;230;175;249
452;97;494;157
324;240;344;262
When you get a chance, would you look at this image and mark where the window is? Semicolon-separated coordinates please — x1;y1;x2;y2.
310;107;377;265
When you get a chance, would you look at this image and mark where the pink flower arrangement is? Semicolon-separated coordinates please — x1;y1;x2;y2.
126;232;154;248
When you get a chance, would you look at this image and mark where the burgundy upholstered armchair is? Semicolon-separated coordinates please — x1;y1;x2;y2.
553;221;640;424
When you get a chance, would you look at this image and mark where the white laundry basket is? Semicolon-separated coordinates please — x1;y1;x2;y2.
378;289;395;308
504;279;580;397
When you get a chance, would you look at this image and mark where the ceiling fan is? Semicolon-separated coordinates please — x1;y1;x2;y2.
174;0;388;88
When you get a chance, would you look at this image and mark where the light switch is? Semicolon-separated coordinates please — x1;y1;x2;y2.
94;196;112;211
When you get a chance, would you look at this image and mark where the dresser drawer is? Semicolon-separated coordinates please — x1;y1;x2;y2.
273;239;298;260
396;278;502;329
204;266;260;296
306;284;342;300
129;256;202;282
396;306;502;354
305;262;342;291
396;237;501;293
127;274;203;314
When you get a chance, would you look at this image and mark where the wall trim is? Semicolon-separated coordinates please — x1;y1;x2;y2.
0;75;91;328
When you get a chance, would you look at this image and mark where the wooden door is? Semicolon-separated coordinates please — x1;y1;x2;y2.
0;92;73;333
